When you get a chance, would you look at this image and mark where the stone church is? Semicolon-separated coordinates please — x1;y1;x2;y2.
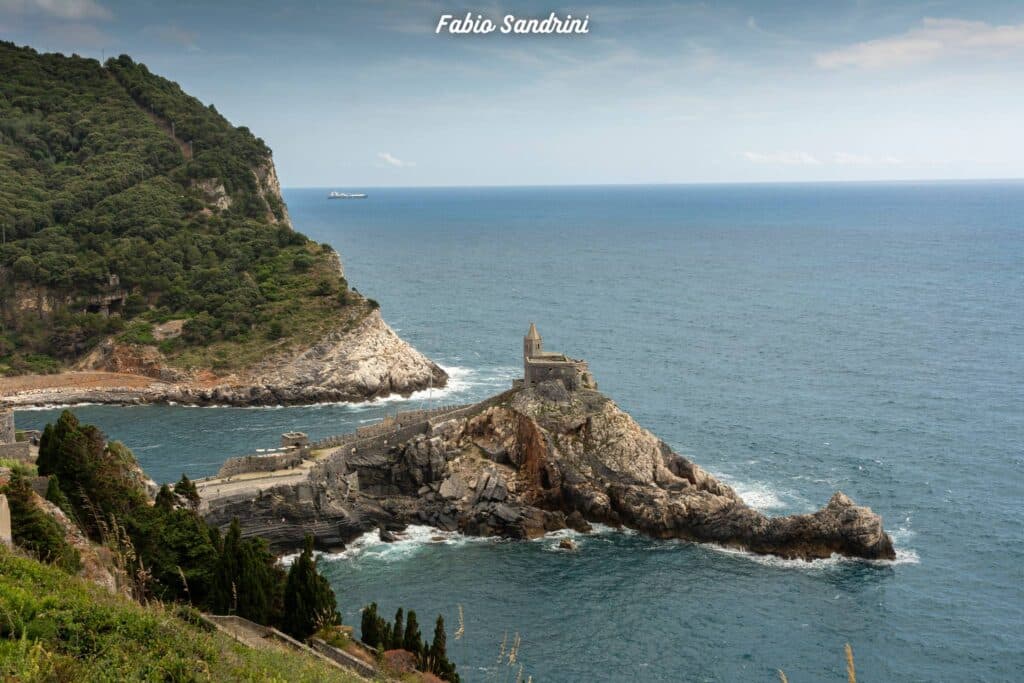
521;323;596;391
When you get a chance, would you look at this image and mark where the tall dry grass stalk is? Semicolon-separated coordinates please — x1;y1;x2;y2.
455;604;465;641
487;630;532;683
845;643;856;683
496;632;507;665
507;632;521;665
177;566;191;605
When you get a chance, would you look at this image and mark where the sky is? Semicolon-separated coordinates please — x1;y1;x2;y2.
2;0;1024;187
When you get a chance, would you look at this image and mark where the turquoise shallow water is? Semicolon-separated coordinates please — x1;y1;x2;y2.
18;182;1024;681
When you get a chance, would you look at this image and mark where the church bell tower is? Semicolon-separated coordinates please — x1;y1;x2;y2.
524;322;542;378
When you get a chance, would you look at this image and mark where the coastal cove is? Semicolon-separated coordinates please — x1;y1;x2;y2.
14;183;1024;681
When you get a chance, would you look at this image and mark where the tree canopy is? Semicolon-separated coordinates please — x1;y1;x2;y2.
0;42;366;377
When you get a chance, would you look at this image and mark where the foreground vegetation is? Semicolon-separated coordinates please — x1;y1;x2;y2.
0;41;364;376
0;410;462;681
0;550;360;682
27;410;341;635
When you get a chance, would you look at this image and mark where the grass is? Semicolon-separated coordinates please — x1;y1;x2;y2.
0;549;365;682
0;459;35;476
117;320;157;346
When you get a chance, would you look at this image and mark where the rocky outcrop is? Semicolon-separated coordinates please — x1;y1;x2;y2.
244;309;446;404
201;383;895;561
4;310;447;407
252;160;292;228
192;159;291;228
193;178;232;211
75;339;189;382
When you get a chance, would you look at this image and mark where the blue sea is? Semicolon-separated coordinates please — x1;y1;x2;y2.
18;182;1024;681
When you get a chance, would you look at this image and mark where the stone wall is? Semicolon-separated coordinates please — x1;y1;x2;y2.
310;403;470;450
0;442;30;462
309;638;379;679
217;450;303;478
0;493;10;547
0;409;14;445
525;359;593;390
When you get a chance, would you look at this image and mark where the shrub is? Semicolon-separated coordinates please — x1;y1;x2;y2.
117;321;156;346
2;473;81;573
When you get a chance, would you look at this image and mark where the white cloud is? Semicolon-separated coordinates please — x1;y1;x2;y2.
833;152;903;166
743;150;821;166
816;17;1024;69
0;0;111;20
742;151;906;167
377;152;416;168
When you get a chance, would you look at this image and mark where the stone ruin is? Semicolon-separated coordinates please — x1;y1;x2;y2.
0;407;31;462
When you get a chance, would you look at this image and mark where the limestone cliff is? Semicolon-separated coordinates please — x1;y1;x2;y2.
199;383;895;562
0;309;446;407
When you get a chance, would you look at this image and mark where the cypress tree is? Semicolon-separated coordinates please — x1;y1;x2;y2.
283;534;340;640
35;423;57;476
392;607;404;650
174;473;200;510
212;519;243;614
403;609;422;654
212;518;283;623
155;484;176;511
428;615;459;682
361;602;380;646
429;615;447;674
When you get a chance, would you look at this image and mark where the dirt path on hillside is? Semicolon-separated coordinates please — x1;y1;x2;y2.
0;372;160;394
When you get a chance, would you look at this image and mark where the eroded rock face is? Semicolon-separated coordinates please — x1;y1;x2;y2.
202;383;895;561
250;310;447;404
10;310;447;407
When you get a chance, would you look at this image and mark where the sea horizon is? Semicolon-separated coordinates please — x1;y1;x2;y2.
284;176;1024;191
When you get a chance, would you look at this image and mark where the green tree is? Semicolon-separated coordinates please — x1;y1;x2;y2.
361;602;380;647
36;410;135;538
2;473;81;573
391;607;404;650
403;609;422;654
282;535;340;640
174;473;200;510
211;519;282;624
44;474;72;516
155;483;176;511
426;614;459;681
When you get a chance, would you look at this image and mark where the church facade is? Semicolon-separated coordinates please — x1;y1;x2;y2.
521;323;596;391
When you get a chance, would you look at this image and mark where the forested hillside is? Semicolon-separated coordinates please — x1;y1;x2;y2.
0;42;365;376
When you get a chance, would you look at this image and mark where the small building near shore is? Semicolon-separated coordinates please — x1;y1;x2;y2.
281;431;310;456
0;407;31;462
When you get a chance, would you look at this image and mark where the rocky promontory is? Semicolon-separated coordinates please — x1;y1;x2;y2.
0;310;447;407
199;382;895;562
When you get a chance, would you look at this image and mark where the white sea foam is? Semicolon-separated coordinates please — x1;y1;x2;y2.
708;541;919;569
14;402;104;411
532;522;637;551
292;364;516;411
729;480;790;511
12;364;519;414
302;525;490;566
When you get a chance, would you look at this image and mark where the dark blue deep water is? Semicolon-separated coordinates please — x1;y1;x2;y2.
17;183;1024;681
